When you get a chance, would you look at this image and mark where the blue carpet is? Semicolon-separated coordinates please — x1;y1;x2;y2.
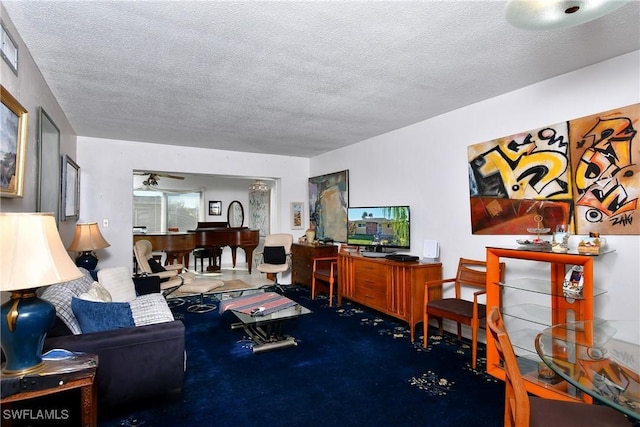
100;286;505;427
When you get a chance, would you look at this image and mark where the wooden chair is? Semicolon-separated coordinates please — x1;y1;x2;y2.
486;307;629;427
311;255;338;306
312;244;359;306
423;257;504;369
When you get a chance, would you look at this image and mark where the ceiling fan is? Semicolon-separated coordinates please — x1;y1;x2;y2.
134;171;185;187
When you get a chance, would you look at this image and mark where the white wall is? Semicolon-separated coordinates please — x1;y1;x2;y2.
311;51;640;322
77;138;309;270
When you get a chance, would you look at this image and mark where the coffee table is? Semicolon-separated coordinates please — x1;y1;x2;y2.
221;292;312;353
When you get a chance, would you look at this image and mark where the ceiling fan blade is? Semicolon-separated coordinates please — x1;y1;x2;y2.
157;173;185;180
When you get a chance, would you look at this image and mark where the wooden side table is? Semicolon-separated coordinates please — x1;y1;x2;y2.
1;352;98;427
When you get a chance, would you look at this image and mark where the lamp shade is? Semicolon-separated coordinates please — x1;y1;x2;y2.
67;222;111;252
505;0;630;30
0;212;83;291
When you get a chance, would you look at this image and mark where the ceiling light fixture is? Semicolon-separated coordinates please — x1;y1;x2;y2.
249;180;270;192
505;0;630;30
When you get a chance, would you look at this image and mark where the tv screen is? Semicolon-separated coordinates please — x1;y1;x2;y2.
347;206;410;249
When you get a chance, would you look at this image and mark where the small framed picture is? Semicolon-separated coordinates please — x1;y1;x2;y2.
290;202;304;229
209;200;222;216
62;155;80;221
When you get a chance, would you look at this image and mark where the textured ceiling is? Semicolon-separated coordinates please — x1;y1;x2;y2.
3;1;639;158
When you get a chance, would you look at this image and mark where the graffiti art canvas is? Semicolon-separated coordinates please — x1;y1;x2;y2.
468;103;639;235
309;170;349;242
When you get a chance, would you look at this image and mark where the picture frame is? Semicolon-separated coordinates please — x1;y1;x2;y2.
290;202;304;229
209;200;222;216
37;108;61;223
1;22;18;75
308;170;349;242
1;85;28;198
62;155;80;221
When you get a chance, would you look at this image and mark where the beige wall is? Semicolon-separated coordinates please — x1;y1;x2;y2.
0;5;78;243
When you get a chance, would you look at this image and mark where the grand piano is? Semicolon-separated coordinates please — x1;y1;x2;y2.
133;222;260;273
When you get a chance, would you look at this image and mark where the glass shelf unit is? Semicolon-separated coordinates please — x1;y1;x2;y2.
485;246;613;403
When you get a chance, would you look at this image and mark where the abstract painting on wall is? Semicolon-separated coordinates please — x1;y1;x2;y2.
468;103;639;235
309;170;349;242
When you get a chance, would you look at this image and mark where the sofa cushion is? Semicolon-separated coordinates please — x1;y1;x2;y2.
129;293;175;326
71;297;135;333
78;281;112;302
98;267;137;302
41;267;94;335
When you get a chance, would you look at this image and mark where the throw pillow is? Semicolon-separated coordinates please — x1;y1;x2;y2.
71;297;135;333
147;258;166;273
129;293;175;326
40;267;94;335
263;246;286;264
78;281;112;302
98;267;137;302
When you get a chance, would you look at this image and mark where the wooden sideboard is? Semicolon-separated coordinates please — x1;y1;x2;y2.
338;252;442;342
291;243;338;288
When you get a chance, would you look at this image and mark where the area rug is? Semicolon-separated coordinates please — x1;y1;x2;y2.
216;279;255;291
99;286;507;427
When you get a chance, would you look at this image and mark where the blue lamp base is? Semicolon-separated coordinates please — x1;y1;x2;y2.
1;289;56;375
76;251;99;270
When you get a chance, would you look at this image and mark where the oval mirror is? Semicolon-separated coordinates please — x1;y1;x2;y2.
227;200;244;228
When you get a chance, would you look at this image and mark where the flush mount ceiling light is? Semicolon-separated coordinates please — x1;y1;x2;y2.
505;0;630;30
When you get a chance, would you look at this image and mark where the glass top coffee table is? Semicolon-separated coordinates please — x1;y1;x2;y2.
220;292;312;353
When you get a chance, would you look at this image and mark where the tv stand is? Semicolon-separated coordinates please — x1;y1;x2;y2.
338;252;442;342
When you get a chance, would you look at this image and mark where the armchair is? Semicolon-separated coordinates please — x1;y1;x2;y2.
423;257;504;369
133;239;195;300
257;233;293;292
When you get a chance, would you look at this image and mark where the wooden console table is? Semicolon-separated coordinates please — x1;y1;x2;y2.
338;252;442;342
291;243;338;288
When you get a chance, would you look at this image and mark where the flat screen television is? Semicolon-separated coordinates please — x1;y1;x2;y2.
347;206;410;250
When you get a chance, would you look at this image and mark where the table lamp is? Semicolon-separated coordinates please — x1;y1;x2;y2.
0;212;84;375
67;222;111;270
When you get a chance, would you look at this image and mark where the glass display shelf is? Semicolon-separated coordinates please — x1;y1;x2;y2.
508;328;543;355
488;245;615;257
498;278;607;299
502;304;577;327
488;355;584;400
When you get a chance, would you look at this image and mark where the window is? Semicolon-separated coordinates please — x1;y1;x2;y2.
133;190;201;232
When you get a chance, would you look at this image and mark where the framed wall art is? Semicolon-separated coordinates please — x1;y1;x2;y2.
467;103;639;236
1;22;18;75
62;155;80;221
1;85;28;198
290;202;304;229
308;170;349;242
209;200;222;216
37;107;61;223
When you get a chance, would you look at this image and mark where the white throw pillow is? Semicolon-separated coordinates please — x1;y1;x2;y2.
98;267;137;302
129;293;175;326
78;281;112;302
